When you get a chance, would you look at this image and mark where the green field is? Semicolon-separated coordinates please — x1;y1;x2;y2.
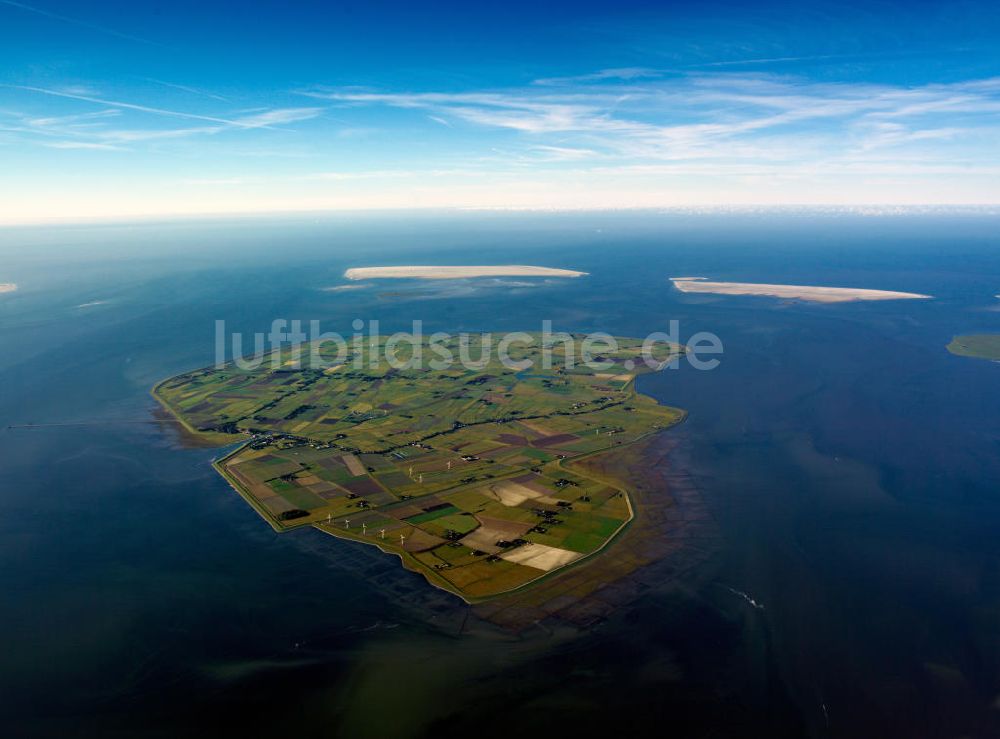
947;334;1000;361
154;333;686;601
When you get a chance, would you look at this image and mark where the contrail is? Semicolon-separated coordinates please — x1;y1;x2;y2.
5;85;273;130
141;78;230;103
696;53;850;67
0;0;163;46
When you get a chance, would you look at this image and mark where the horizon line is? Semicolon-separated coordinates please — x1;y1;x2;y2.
1;203;1000;229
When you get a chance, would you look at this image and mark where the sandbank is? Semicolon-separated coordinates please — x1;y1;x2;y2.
671;277;930;303
344;265;587;280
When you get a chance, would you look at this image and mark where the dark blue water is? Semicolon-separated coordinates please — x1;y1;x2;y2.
1;212;998;737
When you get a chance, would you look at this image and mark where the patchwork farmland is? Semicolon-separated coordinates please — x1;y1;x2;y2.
154;333;685;600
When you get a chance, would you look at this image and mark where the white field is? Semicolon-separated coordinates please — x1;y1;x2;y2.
344;265;587;280
500;543;584;571
489;480;559;507
671;277;931;303
461;521;534;555
0;283;17;293
490;480;541;507
341;453;366;476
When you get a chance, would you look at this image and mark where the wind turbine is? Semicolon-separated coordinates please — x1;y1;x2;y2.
399;534;405;547
380;528;386;539
362;522;367;535
344;519;350;529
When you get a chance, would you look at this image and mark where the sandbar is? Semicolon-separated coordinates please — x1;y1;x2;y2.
344;265;587;280
670;277;930;303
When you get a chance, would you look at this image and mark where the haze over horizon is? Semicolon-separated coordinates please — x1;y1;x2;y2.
3;0;1000;223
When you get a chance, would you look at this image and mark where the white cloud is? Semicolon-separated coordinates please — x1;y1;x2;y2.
43;140;125;150
25;108;121;127
231;107;323;128
533;67;664;85
527;145;599;161
4;86;324;150
9;85;253;127
3;69;999;221
303;73;1000;172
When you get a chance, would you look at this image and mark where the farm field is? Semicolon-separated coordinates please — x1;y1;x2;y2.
154;332;686;600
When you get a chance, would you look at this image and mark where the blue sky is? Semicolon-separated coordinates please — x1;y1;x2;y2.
2;0;999;222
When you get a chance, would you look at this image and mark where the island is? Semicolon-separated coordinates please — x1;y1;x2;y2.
344;265;587;280
947;334;1000;361
670;277;931;303
153;333;684;601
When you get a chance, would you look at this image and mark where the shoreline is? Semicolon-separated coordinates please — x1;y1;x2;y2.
472;421;715;631
297;418;682;605
152;362;685;605
150;378;248;448
193;397;683;605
